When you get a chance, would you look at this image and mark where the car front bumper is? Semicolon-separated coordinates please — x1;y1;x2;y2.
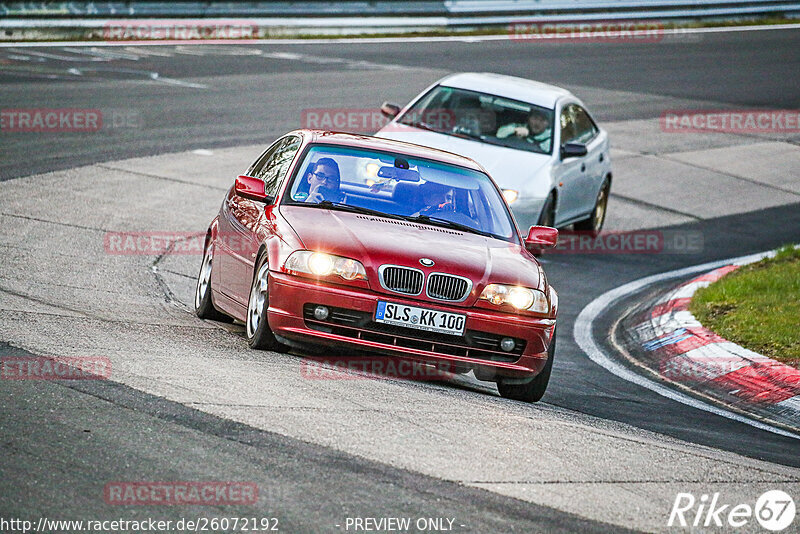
267;271;555;379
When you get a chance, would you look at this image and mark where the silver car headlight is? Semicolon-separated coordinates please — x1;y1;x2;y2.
502;189;519;204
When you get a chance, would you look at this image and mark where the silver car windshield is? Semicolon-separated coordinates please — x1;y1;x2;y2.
397;85;555;155
284;145;517;242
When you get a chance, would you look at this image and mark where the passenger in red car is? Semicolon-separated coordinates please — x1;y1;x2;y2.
305;157;344;203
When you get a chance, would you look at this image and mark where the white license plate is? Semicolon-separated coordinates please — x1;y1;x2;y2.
375;301;465;336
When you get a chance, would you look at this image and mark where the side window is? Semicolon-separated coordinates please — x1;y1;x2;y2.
572;106;599;144
249;136;302;198
559;106;577;145
560;104;598;145
246;143;278;178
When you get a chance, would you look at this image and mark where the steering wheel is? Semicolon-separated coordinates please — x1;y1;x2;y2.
451;119;480;138
431;209;480;228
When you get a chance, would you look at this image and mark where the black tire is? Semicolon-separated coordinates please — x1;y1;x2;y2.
574;179;610;234
497;330;556;403
245;255;287;351
194;241;232;322
537;192;556;228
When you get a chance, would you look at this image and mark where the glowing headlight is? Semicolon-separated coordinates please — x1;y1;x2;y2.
507;287;535;309
284;251;367;281
479;284;549;314
308;252;334;276
502;189;519;204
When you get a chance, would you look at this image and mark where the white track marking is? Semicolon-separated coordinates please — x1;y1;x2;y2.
147;71;207;88
0;22;797;48
174;45;265;56
573;249;800;440
4;48;108;60
122;46;176;57
61;46;143;60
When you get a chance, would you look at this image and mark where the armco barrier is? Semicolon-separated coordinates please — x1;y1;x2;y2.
2;1;799;41
2;1;799;18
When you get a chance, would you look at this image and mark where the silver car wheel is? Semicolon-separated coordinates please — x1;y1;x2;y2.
246;262;269;338
195;244;213;310
594;184;609;230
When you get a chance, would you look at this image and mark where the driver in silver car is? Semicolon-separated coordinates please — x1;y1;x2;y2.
496;109;552;152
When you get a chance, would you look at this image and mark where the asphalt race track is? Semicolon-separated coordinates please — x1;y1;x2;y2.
1;27;800;532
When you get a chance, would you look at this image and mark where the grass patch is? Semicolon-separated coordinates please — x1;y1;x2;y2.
689;245;800;367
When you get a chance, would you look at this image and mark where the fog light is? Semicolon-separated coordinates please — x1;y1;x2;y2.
500;337;516;352
314;305;330;321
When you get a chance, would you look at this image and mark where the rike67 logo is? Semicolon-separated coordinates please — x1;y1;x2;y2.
668;490;795;531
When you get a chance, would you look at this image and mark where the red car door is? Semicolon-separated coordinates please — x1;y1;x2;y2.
218;135;303;305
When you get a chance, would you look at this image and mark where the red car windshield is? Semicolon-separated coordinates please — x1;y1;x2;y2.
283;145;517;242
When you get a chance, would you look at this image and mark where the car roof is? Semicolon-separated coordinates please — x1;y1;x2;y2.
302;130;487;173
437;72;573;109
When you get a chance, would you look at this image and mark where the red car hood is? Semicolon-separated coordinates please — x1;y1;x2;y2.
280;206;543;306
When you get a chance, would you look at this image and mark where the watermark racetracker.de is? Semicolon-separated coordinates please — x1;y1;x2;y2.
102;20;259;43
104;231;259;256
0;516;279;533
302;108;388;133
301;356;457;381
1;356;111;380
104;481;258;505
546;230;704;255
300;108;461;134
1;108;142;133
660;109;800;134
105;230;703;257
508;19;702;43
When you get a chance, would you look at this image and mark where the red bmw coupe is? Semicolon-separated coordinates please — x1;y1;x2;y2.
195;130;559;402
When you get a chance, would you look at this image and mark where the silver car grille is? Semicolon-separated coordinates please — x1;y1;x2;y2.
378;265;424;295
426;273;472;302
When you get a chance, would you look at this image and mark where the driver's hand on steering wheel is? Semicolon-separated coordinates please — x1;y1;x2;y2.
514;126;530;138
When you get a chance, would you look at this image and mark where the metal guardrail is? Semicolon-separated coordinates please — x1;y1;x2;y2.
1;0;798;40
2;0;799;18
0;2;448;17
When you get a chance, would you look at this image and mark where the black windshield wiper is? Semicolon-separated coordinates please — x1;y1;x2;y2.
404;214;494;238
314;200;404;221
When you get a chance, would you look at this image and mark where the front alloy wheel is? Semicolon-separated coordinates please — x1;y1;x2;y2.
246;257;285;351
575;180;610;234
